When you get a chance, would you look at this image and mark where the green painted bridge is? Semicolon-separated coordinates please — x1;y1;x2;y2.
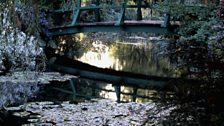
45;0;179;36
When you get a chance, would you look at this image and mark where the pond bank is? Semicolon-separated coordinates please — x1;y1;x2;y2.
0;72;75;108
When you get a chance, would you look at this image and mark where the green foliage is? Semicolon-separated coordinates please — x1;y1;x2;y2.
175;5;217;43
162;4;224;125
161;3;221;79
179;18;218;43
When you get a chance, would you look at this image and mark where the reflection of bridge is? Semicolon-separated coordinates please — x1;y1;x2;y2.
46;0;179;36
49;55;198;102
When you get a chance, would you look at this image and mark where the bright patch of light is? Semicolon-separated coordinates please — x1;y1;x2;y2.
99;84;117;101
78;41;123;70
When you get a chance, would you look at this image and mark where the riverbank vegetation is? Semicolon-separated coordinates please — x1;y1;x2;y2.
162;1;224;125
0;1;46;74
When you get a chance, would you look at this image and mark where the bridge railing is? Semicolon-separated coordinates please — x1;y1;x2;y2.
45;0;169;27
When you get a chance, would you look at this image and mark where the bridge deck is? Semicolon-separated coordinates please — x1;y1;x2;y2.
77;20;164;26
49;20;179;36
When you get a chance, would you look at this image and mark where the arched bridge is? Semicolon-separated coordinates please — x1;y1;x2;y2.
44;0;179;36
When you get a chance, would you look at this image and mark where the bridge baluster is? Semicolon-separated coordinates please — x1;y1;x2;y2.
70;79;77;99
115;2;126;26
132;88;138;102
71;0;81;26
161;13;170;28
94;0;101;22
114;85;121;103
137;0;143;20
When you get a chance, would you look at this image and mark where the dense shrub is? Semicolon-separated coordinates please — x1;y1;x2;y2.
0;1;46;73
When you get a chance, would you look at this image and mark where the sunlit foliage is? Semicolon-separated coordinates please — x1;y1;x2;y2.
0;0;46;73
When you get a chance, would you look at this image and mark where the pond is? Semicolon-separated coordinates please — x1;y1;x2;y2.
53;33;179;103
77;37;176;77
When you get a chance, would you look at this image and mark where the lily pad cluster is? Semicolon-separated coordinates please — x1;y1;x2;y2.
5;99;178;126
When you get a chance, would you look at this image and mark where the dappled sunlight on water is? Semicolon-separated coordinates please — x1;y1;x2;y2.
77;41;123;70
77;38;176;77
99;84;117;101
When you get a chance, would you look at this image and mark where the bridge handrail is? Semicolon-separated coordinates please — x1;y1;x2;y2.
46;1;174;35
69;0;167;26
50;5;152;12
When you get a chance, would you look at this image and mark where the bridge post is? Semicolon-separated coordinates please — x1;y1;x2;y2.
161;13;170;28
71;0;81;26
70;78;77;99
114;85;121;103
94;0;101;22
137;0;143;20
91;82;96;97
115;2;126;26
132;88;138;102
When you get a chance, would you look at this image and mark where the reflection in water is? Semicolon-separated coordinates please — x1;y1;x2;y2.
99;84;117;101
77;38;176;77
73;37;177;102
73;77;167;103
77;41;122;69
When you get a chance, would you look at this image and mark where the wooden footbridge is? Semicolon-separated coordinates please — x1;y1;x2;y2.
45;0;179;36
